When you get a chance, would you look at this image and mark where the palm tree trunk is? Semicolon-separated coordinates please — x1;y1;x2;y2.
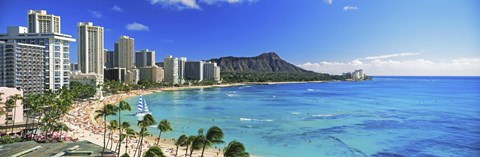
133;136;141;157
138;136;145;157
185;145;190;157
102;115;106;157
11;106;16;133
156;131;162;146
23;112;30;139
117;110;122;155
109;131;115;150
201;142;207;157
4;115;9;134
125;137;129;154
175;145;179;157
33;113;42;140
106;132;111;150
190;147;194;157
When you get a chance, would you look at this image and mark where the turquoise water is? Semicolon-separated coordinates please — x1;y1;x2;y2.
109;77;480;157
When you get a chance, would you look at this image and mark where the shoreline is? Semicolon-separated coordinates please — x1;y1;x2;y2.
64;81;328;156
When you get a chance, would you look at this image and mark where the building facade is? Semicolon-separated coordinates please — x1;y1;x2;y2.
184;61;204;81
104;50;115;69
138;66;164;83
163;55;179;84
77;22;104;76
135;49;155;68
27;10;61;34
0;26;75;92
116;36;134;70
203;61;220;81
104;68;126;82
178;57;186;84
0;41;45;95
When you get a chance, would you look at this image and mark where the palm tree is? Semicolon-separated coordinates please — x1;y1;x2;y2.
156;119;173;146
0;91;4;133
124;127;137;155
117;121;131;154
94;104;117;156
108;120;119;151
189;129;205;157
135;114;156;157
223;140;249;157
9;94;22;133
201;126;224;157
190;135;204;157
145;146;166;157
4;99;15;134
183;135;195;157
175;134;188;157
134;127;149;157
116;101;131;154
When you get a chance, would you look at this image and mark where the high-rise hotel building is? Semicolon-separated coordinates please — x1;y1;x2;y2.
77;22;104;76
28;10;61;34
0;10;75;93
135;49;155;68
163;55;179;84
0;41;45;95
116;36;134;70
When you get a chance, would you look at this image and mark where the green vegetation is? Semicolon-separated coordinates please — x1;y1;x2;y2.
116;101;132;154
224;140;249;157
69;81;96;99
144;146;166;157
155;119;173;146
221;72;345;83
94;104;117;156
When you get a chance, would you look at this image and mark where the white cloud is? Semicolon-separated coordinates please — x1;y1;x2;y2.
126;22;149;31
324;0;333;5
112;5;123;12
148;0;201;9
89;10;102;18
362;52;420;60
298;53;480;76
147;0;257;10
343;6;358;11
201;0;257;5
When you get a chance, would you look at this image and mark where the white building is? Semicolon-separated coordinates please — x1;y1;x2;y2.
184;61;204;81
203;61;221;81
77;22;104;76
116;35;134;70
27;10;61;34
163;55;179;84
0;26;75;92
0;41;45;95
138;65;164;83
350;69;365;80
178;57;187;84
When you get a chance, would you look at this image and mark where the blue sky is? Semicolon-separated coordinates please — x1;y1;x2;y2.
1;0;479;75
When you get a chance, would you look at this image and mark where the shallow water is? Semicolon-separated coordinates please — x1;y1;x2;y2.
109;76;480;157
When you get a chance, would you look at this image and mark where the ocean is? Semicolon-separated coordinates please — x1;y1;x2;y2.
109;76;480;157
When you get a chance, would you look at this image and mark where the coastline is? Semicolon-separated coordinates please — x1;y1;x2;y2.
64;81;327;156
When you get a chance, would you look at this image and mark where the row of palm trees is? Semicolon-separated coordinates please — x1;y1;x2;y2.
1;88;75;143
95;101;249;157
